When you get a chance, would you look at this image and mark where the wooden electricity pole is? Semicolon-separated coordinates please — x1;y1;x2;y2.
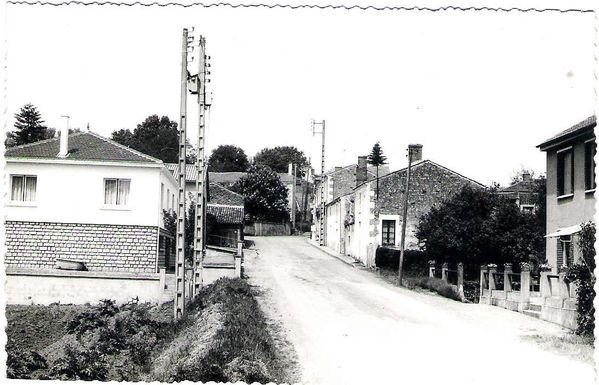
398;144;418;286
174;28;190;320
312;120;326;246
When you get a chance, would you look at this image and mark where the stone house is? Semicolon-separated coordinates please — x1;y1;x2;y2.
312;159;387;243
325;147;485;267
537;115;596;272
5;130;179;273
497;172;538;213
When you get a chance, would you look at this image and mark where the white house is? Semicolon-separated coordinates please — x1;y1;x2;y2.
4;129;180;304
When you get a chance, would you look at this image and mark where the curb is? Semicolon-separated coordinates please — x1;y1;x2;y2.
305;238;360;267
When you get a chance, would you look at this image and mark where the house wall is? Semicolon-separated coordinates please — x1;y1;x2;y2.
325;199;344;253
351;182;376;266
373;161;483;251
5;221;159;272
5;161;177;228
545;140;596;272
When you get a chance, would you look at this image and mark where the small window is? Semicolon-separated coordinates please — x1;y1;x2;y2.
171;193;175;210
11;175;37;201
557;149;574;196
104;178;130;205
585;141;596;191
557;237;574;267
382;220;396;246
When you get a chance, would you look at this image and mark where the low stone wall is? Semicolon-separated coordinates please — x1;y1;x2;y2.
5;221;158;273
245;222;291;236
5;268;164;305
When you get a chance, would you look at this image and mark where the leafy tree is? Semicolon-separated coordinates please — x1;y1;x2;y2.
208;145;250;172
567;221;595;337
367;142;387;199
231;165;289;222
6;104;55;147
111;115;179;163
253;146;309;177
416;185;545;272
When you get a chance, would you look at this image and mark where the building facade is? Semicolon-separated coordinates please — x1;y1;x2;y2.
5;131;179;274
537;115;596;272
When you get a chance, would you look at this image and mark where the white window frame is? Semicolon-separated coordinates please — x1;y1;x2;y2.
9;174;38;206
378;214;400;247
102;178;131;209
556;146;574;199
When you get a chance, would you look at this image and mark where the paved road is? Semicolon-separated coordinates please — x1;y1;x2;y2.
244;236;595;385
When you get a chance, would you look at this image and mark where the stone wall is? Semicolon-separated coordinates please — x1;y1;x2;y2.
373;161;483;249
5;221;158;273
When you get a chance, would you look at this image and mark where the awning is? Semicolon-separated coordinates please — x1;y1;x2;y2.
544;224;581;238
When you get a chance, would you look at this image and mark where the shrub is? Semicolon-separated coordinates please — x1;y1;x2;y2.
566;221;595;338
375;247;428;275
6;343;48;379
408;277;463;302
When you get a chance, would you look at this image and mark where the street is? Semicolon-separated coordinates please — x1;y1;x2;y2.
244;236;595;385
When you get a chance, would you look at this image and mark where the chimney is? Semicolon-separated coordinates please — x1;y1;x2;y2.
409;144;423;163
58;124;69;158
356;156;368;186
522;172;531;182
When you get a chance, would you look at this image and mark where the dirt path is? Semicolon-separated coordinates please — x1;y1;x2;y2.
244;236;595;385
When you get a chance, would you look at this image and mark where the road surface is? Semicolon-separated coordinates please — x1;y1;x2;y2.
244;236;595;385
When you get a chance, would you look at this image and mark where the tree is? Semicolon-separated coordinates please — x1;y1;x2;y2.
367;142;387;199
416;185;546;272
253;146;309;177
231;165;289;222
111;115;179;163
6;104;55;147
208;145;250;172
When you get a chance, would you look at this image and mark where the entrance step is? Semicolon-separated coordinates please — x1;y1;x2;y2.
522;309;541;319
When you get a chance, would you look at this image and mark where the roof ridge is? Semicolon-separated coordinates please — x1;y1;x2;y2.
5;131;86;153
207;203;244;208
86;131;162;163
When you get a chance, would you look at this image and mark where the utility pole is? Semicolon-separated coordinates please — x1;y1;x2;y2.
398;144;420;286
174;28;191;320
291;163;297;232
312;120;326;246
190;34;211;298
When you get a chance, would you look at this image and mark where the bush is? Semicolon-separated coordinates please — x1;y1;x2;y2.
566;221;595;338
375;247;428;275
405;277;463;302
6;343;48;379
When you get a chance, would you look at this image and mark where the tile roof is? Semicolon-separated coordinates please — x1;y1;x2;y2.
5;131;161;163
538;115;596;150
207;204;244;224
208;183;244;206
165;163;199;182
165;165;302;187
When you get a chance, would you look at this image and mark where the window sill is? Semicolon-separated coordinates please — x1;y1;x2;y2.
101;205;132;211
584;188;596;195
6;201;37;207
557;194;574;200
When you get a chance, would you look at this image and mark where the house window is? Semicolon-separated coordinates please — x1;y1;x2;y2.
557;148;574;196
585;140;596;191
382;220;396;246
11;175;37;202
104;178;130;205
161;183;164;210
557;236;574;267
171;193;175;210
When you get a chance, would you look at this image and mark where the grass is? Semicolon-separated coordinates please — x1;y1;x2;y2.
377;268;464;302
520;333;594;365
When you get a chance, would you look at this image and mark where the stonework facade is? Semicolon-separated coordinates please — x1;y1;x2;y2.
5;221;158;273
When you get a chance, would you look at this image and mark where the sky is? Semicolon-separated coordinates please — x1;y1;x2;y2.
4;1;597;186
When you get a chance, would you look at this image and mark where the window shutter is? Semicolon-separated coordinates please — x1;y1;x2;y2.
556;239;563;267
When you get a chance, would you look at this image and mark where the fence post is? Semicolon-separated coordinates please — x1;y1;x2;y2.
488;265;497;290
558;266;570;299
540;270;551;298
441;262;448;283
480;264;487;295
504;263;513;292
519;262;531;312
457;262;464;300
429;261;436;278
159;267;166;303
